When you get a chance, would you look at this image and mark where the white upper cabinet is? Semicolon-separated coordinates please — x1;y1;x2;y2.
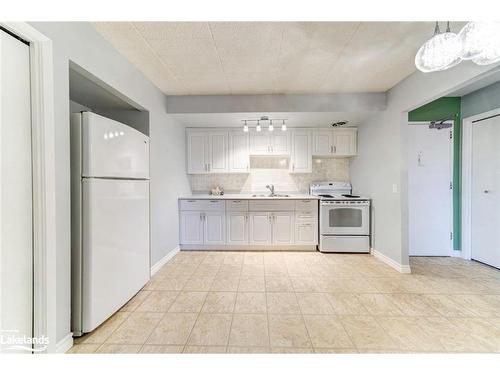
228;131;249;173
332;128;357;156
271;132;289;155
187;127;356;174
187;130;228;174
249;132;270;155
207;131;228;173
187;131;208;174
312;128;357;157
312;130;334;156
290;130;312;173
250;132;289;155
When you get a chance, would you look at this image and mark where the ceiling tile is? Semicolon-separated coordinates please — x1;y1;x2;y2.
92;21;465;95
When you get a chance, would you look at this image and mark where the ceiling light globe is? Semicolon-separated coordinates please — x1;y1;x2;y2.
415;32;462;72
459;22;500;61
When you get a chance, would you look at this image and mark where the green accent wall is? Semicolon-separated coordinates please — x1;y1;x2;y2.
408;97;461;250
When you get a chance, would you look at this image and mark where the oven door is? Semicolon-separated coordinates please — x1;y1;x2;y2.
320;201;370;235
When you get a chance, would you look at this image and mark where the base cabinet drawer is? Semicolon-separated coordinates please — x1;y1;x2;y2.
226;199;249;211
179;199;225;211
295;199;317;212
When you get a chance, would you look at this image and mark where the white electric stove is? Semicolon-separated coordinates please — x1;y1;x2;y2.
310;182;371;253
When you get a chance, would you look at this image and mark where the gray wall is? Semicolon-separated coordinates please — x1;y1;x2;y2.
462;80;500;118
351;61;500;267
30;22;190;344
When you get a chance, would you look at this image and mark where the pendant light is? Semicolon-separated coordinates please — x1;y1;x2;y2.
415;22;462;73
243;120;249;132
281;120;287;131
256;120;261;132
268;119;274;132
459;22;500;65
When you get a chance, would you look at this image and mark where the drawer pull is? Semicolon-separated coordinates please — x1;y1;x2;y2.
301;200;311;203
232;200;242;203
209;200;220;203
187;200;197;203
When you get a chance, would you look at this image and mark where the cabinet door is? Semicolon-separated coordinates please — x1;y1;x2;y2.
295;222;318;245
291;130;312;173
228;132;249;173
249;212;272;245
180;211;204;244
272;212;294;245
333;128;357;156
313;130;333;156
226;212;248;245
187;131;207;174
250;132;270;155
271;132;289;155
208;131;228;173
204;212;226;245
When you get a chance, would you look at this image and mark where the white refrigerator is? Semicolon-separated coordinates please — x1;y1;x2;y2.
71;111;150;336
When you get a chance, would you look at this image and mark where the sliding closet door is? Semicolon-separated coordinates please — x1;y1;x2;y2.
0;29;33;352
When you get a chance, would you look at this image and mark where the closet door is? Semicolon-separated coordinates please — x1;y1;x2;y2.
0;30;33;352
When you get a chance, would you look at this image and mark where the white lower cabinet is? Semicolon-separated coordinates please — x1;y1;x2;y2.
180;211;204;245
272;212;295;245
249;212;272;245
179;199;318;249
226;212;248;245
204;212;226;245
295;221;317;245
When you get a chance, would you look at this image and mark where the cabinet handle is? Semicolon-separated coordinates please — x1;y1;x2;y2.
208;163;211;172
330;145;333;153
209;200;219;203
333;145;337;153
301;200;310;203
187;200;197;203
292;163;295;171
233;200;241;203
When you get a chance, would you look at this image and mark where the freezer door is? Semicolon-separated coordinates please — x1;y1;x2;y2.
81;112;149;179
81;178;150;333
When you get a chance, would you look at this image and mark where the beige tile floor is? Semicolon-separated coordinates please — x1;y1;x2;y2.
70;251;500;354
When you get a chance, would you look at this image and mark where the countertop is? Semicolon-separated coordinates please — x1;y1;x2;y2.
178;193;319;200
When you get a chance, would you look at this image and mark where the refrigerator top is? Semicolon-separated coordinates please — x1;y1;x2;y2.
78;112;150;180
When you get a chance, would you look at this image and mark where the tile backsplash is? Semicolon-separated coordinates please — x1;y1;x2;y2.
189;156;350;193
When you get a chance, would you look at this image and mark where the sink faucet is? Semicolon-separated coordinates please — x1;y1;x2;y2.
266;184;275;196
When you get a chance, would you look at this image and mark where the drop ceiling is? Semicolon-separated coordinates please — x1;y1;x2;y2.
92;21;466;96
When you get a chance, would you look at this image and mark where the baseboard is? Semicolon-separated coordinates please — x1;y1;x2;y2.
55;333;73;353
451;250;463;258
151;246;180;276
371;248;411;273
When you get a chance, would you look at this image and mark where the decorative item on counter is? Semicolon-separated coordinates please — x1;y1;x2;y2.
211;186;224;196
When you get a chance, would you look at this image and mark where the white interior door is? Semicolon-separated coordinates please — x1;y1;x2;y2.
408;123;453;256
471;116;500;268
0;30;33;352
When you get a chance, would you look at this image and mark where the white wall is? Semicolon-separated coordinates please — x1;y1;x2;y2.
351;61;500;267
29;22;191;345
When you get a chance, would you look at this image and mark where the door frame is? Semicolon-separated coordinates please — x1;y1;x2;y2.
462;107;500;261
407;121;454;256
0;23;57;353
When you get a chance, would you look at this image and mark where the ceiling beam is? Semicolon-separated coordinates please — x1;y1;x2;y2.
166;93;386;114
